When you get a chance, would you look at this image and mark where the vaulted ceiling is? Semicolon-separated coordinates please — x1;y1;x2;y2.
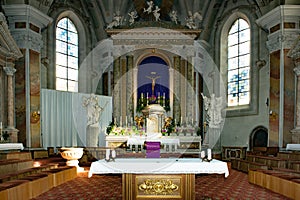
0;0;287;43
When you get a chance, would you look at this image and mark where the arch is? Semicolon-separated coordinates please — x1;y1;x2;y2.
46;8;90;91
249;126;268;151
217;10;260;117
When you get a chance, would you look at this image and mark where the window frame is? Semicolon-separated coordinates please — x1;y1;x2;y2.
227;18;251;107
219;12;259;117
55;17;79;92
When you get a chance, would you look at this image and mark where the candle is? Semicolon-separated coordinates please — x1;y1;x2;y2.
158;92;160;97
120;116;122;127
114;118;116;125
106;149;110;160
125;116;128;127
200;150;205;159
112;150;116;158
207;149;212;160
0;122;2;129
180;117;182;125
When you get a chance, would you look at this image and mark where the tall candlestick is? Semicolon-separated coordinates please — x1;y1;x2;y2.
207;149;212;160
200;150;205;159
112;149;116;158
106;149;110;160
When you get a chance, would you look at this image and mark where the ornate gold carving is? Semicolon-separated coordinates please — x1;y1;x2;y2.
138;179;179;195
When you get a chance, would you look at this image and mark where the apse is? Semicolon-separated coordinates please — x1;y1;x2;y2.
137;56;170;102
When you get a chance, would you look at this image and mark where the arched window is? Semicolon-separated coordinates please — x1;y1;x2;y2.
227;18;250;106
55;17;78;92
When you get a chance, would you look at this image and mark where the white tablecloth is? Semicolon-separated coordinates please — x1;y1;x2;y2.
88;158;229;178
0;143;24;150
286;144;300;151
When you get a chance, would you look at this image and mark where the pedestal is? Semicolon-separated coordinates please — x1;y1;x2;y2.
86;124;99;147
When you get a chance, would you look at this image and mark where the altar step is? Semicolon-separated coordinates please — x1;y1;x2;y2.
0;152;32;160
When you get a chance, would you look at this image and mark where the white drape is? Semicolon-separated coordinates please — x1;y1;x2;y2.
41;89;112;148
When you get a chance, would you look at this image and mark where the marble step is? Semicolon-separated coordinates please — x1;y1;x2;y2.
0;152;32;160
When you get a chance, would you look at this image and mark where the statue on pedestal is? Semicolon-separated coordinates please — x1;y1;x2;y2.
82;94;107;147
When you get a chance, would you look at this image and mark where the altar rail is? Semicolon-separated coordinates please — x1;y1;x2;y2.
105;135;201;154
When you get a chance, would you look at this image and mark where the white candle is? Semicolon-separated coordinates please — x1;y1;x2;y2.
120;116;122;127
201;150;205;158
158;92;160;97
0;122;2;129
207;149;212;160
114;118;116;125
106;149;110;160
112;150;116;158
180;117;182;125
125;116;128;127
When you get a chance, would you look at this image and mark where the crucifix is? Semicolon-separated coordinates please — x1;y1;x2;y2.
146;72;160;95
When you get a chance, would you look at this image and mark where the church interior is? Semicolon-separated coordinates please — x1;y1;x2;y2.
0;0;299;199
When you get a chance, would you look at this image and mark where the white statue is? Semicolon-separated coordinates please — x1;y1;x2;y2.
201;93;223;128
185;11;202;29
169;10;178;24
107;12;123;29
153;6;161;21
128;11;138;25
143;1;154;14
82;94;104;126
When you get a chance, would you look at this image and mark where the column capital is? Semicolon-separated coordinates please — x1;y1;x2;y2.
3;67;16;76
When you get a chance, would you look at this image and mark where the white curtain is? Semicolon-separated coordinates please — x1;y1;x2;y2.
41;89;112;148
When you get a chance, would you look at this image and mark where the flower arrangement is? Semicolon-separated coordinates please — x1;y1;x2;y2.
106;122;145;136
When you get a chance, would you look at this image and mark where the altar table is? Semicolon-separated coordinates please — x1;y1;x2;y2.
0;143;24;151
286;144;300;151
89;158;229;200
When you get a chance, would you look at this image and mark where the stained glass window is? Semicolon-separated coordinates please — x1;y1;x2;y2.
56;17;78;92
227;18;250;106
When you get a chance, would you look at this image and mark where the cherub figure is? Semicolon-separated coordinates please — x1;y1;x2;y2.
169;10;178;24
143;1;154;14
185;11;202;29
153;6;160;21
128;11;138;25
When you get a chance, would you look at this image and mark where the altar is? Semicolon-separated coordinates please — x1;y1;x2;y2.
89;158;229;200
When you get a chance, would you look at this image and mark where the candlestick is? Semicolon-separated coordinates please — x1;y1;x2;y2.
200;150;205;159
112;149;116;158
207;149;212;160
106;149;110;160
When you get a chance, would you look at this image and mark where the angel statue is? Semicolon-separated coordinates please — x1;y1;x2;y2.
82;94;104;126
107;12;123;29
153;6;161;21
164;117;173;129
135;116;144;129
185;11;203;29
128;11;138;25
169;10;178;24
201;93;223;128
143;1;154;14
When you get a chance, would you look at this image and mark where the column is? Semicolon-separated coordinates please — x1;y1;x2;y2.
126;55;134;119
3;66;18;142
113;57;121;122
3;5;52;147
173;56;181;124
186;56;194;125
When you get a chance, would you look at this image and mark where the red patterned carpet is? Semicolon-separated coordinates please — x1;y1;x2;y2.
32;168;290;200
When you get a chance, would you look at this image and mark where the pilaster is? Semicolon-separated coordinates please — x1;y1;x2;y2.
3;4;52;147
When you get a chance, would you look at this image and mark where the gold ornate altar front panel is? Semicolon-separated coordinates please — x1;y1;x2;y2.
122;174;195;200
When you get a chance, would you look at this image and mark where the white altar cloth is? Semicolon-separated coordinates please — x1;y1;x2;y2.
88;158;229;178
0;143;24;151
286;144;300;151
